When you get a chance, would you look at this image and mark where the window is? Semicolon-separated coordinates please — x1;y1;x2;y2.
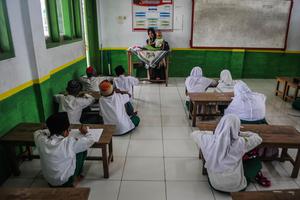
0;0;14;60
40;0;82;48
40;0;50;38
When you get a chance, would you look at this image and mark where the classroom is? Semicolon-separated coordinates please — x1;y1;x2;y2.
0;0;300;199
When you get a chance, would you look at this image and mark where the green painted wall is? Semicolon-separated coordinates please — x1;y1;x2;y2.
0;58;86;184
100;50;300;78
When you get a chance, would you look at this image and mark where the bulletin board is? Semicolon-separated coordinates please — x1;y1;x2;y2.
132;0;173;31
191;0;293;50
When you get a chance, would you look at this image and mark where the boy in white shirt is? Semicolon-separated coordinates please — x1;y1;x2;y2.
54;80;95;124
113;65;139;99
34;112;95;187
99;80;140;135
80;66;112;92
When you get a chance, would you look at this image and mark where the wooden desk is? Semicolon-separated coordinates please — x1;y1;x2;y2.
231;189;300;200
0;187;90;200
127;51;170;86
188;92;234;127
275;77;294;99
197;123;300;178
0;123;115;178
284;79;300;102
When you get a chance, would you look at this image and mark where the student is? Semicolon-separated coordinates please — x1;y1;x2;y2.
155;30;164;49
34;112;95;187
191;114;270;193
79;66;111;92
217;69;237;92
146;28;156;48
113;65;139;99
185;66;217;93
54;80;95;124
225;81;278;158
99;80;140;135
225;81;267;123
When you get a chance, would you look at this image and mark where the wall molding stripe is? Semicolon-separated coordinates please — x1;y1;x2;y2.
0;56;86;101
100;47;300;54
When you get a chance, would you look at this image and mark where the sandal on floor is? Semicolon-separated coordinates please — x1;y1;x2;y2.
255;171;271;187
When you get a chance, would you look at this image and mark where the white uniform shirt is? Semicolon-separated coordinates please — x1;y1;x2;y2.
99;93;135;135
54;94;95;124
34;129;95;186
113;75;139;97
192;131;262;192
80;76;111;92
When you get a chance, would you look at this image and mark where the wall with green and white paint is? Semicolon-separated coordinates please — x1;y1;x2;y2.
0;0;87;184
97;0;300;78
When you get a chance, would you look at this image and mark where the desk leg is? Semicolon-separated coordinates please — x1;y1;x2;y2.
7;145;21;176
189;100;192;119
102;145;109;178
192;102;197;127
284;85;290;101
291;148;300;178
109;139;114;162
275;80;280;96
280;148;288;162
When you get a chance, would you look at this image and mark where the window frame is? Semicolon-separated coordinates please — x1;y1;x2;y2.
0;0;15;61
42;0;83;48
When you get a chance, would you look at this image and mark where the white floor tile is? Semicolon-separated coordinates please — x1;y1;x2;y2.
83;157;125;180
127;140;163;157
123;157;164;180
112;138;130;157
165;157;206;181
80;180;120;200
166;181;214;200
2;178;33;187
164;140;198;157
162;115;189;126
163;126;191;139
18;160;41;178
119;181;165;200
131;126;162;139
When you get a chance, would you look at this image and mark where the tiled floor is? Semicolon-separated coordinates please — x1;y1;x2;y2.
3;78;300;200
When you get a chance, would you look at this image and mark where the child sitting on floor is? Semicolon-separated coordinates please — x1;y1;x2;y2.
54;80;95;124
99;80;140;136
217;69;238;92
34;112;95;187
113;65;139;99
191;114;270;193
79;66;112;92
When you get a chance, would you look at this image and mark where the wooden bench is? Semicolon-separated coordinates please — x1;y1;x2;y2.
197;123;300;178
0;187;90;200
231;189;300;200
0;123;115;178
284;78;300;102
275;77;293;99
188;92;234;127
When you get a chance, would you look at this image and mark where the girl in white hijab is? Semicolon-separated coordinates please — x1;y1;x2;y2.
217;69;237;92
192;114;270;192
225;81;266;122
185;66;216;93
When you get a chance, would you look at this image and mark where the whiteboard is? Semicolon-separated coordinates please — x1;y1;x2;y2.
191;0;293;49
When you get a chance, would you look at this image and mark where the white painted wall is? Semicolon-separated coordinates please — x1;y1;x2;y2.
97;0;300;50
0;0;85;93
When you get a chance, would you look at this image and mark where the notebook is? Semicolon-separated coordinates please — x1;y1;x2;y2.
70;128;103;142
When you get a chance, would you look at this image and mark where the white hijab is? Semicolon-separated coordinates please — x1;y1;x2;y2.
225;81;266;121
219;69;234;86
185;66;212;93
199;114;246;173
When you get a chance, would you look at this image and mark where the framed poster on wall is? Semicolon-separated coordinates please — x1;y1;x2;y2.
132;0;173;31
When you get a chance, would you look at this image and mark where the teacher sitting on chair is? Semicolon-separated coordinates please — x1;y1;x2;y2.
146;28;166;80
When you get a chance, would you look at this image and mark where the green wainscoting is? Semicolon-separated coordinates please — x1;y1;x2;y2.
99;49;300;78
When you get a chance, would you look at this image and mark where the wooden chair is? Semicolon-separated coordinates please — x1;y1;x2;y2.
284;78;300;101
